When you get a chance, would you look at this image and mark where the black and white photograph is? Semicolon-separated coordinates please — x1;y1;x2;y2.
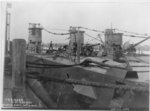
0;0;150;110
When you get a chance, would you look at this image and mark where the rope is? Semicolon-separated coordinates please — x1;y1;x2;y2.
79;26;105;33
43;28;70;35
115;29;149;36
82;59;128;70
26;65;78;68
80;26;149;39
26;59;128;70
27;61;79;67
26;63;79;69
44;28;68;31
26;74;149;93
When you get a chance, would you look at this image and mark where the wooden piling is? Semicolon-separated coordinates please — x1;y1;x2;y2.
12;39;26;106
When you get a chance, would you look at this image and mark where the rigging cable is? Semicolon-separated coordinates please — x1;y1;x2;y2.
85;33;101;42
79;26;105;33
123;34;149;38
115;29;149;36
42;25;70;35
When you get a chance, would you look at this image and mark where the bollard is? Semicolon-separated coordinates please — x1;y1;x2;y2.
12;39;26;106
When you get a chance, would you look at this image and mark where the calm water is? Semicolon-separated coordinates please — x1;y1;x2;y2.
128;55;149;83
136;55;149;64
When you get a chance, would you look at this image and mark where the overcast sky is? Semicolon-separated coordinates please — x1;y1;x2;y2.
2;1;150;45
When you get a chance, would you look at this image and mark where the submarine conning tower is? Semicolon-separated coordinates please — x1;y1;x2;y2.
105;29;123;59
69;27;85;63
69;27;85;52
28;23;43;53
69;26;84;46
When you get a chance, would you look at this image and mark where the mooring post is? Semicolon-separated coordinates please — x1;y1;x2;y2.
12;39;26;106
